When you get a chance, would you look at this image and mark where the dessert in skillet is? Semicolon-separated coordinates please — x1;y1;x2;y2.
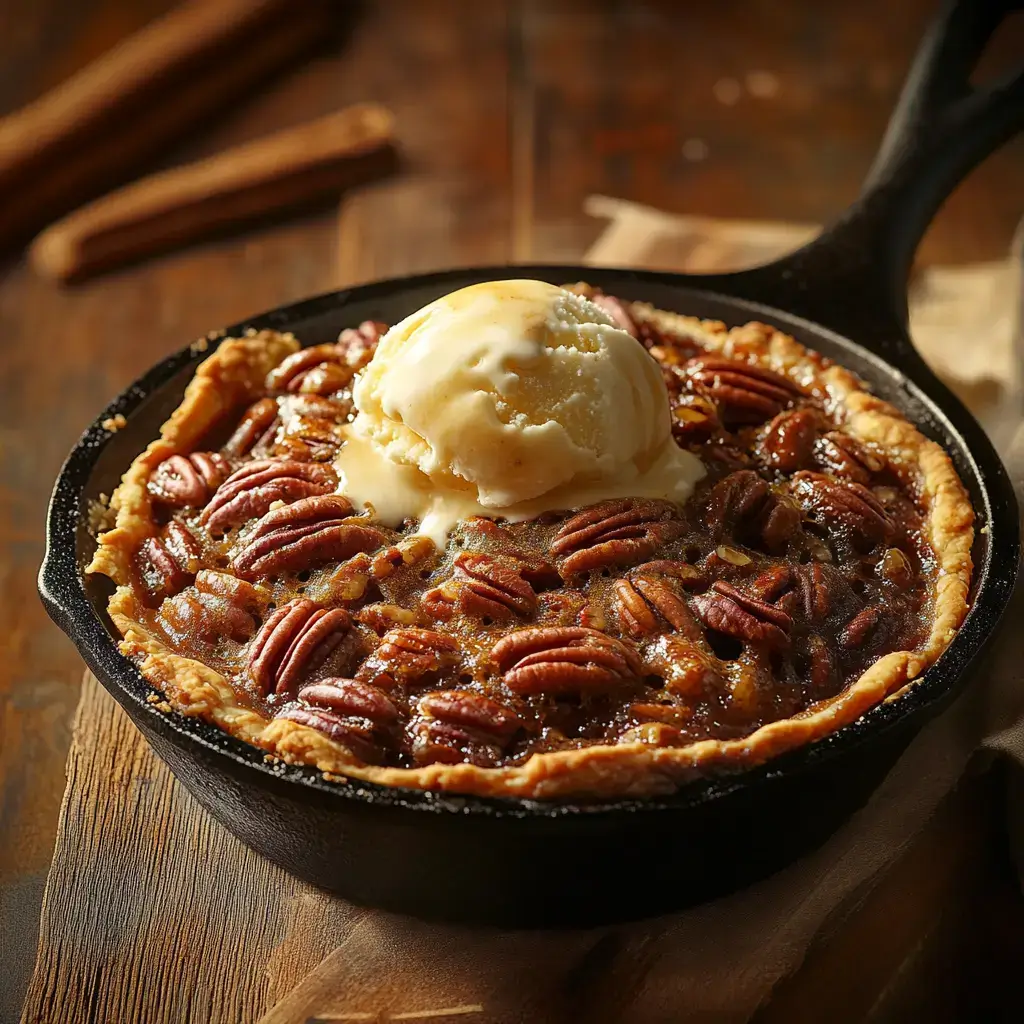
88;280;973;799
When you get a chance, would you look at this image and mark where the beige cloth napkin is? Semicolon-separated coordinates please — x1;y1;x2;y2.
260;203;1024;1024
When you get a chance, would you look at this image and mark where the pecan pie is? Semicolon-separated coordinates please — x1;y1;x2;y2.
88;284;973;800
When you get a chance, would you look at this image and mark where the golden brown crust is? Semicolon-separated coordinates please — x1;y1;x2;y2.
88;313;974;801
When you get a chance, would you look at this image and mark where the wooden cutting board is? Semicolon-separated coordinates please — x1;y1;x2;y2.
17;672;1007;1024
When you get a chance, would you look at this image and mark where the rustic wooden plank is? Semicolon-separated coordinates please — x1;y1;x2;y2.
19;674;345;1024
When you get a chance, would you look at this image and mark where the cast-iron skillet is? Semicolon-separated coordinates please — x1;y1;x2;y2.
40;0;1024;926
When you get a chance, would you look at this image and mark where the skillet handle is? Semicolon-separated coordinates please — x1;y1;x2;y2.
719;0;1024;366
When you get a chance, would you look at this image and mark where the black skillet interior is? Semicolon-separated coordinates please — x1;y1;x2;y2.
37;0;1024;923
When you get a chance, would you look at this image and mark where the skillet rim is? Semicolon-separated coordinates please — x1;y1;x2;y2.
39;263;1020;820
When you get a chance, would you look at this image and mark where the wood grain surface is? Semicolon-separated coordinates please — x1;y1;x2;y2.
2;1;1023;1021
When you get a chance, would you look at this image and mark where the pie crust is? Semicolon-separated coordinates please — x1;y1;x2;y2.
87;299;973;800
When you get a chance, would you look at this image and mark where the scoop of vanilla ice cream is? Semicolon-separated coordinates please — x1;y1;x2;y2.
336;279;704;543
353;280;672;505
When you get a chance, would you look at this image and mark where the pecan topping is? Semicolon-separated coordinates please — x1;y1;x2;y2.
632;560;703;587
246;598;352;697
232;495;384;580
686;355;800;425
878;547;914;589
298;677;401;723
551;498;683;575
273;394;349;460
795;563;841;620
612;577;700;640
644;635;722;697
161;591;255;643
813;431;883;484
705;470;770;535
136;521;201;602
409;690;521;766
422;552;538;623
159;569;269;643
457;518;561;587
806;635;835;692
760;494;802;552
194;569;268;610
357;627;461;690
370;535;437;580
671;394;720;444
492;626;642;696
692;580;793;650
839;604;883;650
792;471;893;550
201;459;337;532
755;409;820;472
224;398;279;457
336;320;386;371
277;675;401;764
618;721;683;747
355;602;419;635
148;452;229;508
266;344;348;396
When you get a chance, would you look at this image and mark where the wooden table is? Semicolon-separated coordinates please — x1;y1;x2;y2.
2;1;1022;1021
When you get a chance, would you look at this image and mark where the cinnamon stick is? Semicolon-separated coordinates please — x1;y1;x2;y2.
0;0;336;249
30;104;396;282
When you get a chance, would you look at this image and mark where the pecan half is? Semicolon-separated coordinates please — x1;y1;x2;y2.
760;494;803;552
161;568;269;641
224;398;279;457
298;677;401;723
355;602;419;635
273;394;349;461
276;676;401;764
692;580;793;650
148;452;229;508
839;604;883;650
370;535;437;580
705;470;770;535
686;355;801;425
160;590;256;643
618;721;683;746
632;560;703;587
755;409;820;472
201;459;337;532
794;562;844;620
194;569;268;611
357;627;461;690
408;690;521;766
266;344;348;396
792;471;893;550
422;552;538;623
671;393;720;444
136;521;202;602
246;598;352;697
457;518;561;587
612;577;700;640
806;635;835;692
336;320;387;372
813;431;883;484
232;495;384;579
551;499;683;575
644;635;722;697
877;547;914;589
492;626;642;696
